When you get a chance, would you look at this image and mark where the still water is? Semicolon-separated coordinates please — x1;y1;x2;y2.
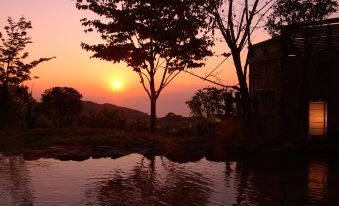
0;153;338;205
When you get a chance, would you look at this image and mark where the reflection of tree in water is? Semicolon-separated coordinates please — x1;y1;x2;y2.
222;160;267;205
230;157;338;205
231;161;255;205
87;156;212;205
83;155;339;205
231;158;310;205
0;156;34;205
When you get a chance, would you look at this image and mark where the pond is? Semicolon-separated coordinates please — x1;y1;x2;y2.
0;153;338;205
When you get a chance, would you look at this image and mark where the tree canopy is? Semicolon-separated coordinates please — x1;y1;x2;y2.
266;0;339;36
0;17;54;88
0;17;54;128
186;87;234;119
40;87;83;127
75;0;213;132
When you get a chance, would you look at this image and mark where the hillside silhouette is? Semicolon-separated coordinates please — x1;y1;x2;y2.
82;101;149;120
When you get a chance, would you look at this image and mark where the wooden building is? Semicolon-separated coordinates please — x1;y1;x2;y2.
249;18;339;141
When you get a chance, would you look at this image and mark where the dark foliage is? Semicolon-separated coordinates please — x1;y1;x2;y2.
75;0;213;132
266;0;339;36
40;87;83;127
80;108;126;130
0;85;35;128
0;17;54;87
186;87;235;119
0;17;54;128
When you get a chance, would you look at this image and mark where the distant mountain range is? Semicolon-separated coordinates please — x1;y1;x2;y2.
81;101;149;119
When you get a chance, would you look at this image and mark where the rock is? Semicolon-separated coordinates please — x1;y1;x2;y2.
55;146;91;161
23;149;44;161
143;148;158;160
165;146;204;163
110;150;130;159
91;146;113;158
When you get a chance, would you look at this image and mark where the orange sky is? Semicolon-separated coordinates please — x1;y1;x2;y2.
0;0;270;116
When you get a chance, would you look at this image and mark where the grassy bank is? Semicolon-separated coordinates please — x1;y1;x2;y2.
1;127;339;163
0;127;207;162
0;127;157;149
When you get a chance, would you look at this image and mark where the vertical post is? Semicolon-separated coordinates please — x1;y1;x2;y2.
235;92;242;116
327;25;332;50
225;92;233;116
303;27;311;139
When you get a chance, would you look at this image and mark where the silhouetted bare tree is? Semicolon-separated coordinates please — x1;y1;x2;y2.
202;0;275;116
75;0;213;132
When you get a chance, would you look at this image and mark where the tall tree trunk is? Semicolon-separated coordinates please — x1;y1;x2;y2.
232;49;251;116
149;64;157;133
150;95;157;133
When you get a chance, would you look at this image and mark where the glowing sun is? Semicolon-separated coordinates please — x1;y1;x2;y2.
112;80;123;91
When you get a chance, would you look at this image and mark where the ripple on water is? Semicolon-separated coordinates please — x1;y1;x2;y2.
0;154;338;205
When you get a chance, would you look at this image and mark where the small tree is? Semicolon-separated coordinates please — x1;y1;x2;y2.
75;0;213;132
40;87;83;127
0;17;54;128
0;85;34;128
266;0;339;36
186;87;232;119
0;17;54;88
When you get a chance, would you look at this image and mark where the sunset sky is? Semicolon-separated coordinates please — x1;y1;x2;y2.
0;0;271;116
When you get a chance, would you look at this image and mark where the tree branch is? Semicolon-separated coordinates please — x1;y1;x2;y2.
254;0;276;15
138;72;151;98
227;0;236;43
250;2;275;35
158;59;170;94
235;7;247;42
184;69;226;88
154;55;160;74
239;0;260;49
140;71;151;82
157;70;181;98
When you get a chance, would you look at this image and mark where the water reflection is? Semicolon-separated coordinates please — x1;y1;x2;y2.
0;155;34;205
308;161;328;204
86;156;215;205
241;158;310;205
0;154;338;205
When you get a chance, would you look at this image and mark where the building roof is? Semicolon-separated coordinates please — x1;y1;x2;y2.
250;18;339;63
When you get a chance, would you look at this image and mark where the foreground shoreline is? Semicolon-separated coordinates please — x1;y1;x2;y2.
1;127;339;163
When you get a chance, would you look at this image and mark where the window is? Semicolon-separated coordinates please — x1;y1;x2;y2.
309;101;327;137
